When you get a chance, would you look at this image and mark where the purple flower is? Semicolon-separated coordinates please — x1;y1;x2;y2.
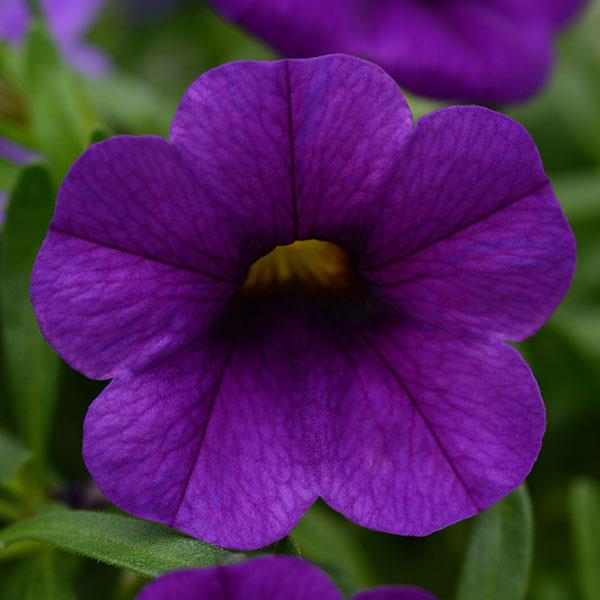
30;55;575;550
0;0;109;75
137;556;437;599
210;0;584;104
0;138;34;165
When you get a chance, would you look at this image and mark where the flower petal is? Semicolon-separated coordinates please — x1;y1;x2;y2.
489;0;584;28
0;0;28;44
209;0;352;65
61;42;111;76
357;1;553;103
0;138;34;164
170;54;412;251
353;587;437;600
209;0;575;103
42;0;105;40
320;325;544;537
0;0;106;49
31;136;240;379
362;107;575;341
45;136;242;274
31;233;235;379
138;557;343;599
83;308;341;549
85;293;544;545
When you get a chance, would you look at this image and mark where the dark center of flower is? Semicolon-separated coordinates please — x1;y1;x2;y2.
219;240;393;333
238;239;369;302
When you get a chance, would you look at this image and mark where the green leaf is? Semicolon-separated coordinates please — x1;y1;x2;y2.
24;0;43;18
262;535;301;557
293;503;373;594
0;551;75;600
456;486;533;600
0;122;34;153
568;478;600;600
0;430;31;485
85;75;176;137
89;127;111;145
0;159;20;195
0;508;236;578
552;171;600;222
0;164;60;478
406;93;444;121
23;19;93;179
552;305;600;367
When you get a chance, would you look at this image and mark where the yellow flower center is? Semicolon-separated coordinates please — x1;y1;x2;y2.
239;239;368;302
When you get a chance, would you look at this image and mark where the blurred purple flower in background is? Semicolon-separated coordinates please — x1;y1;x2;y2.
138;556;437;599
0;0;108;210
0;138;31;164
0;0;109;75
210;0;584;104
31;55;575;550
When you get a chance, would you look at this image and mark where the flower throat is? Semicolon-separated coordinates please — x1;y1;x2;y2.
237;240;369;304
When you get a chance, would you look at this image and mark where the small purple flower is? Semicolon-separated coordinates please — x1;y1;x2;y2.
31;55;575;550
210;0;584;104
137;556;437;600
0;0;109;75
0;138;34;165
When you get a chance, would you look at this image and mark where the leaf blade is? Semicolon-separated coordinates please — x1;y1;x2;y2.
0;429;31;485
0;552;76;600
456;486;533;600
293;503;373;594
569;478;600;600
0;508;235;578
0;163;60;478
23;19;92;180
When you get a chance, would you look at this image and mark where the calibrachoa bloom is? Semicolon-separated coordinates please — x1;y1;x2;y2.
0;0;107;219
138;556;437;600
31;55;575;550
210;0;584;104
0;137;32;164
0;0;109;74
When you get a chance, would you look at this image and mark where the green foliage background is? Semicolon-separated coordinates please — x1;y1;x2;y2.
1;1;599;598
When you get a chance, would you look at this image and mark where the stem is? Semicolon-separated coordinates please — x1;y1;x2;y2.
25;0;42;17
